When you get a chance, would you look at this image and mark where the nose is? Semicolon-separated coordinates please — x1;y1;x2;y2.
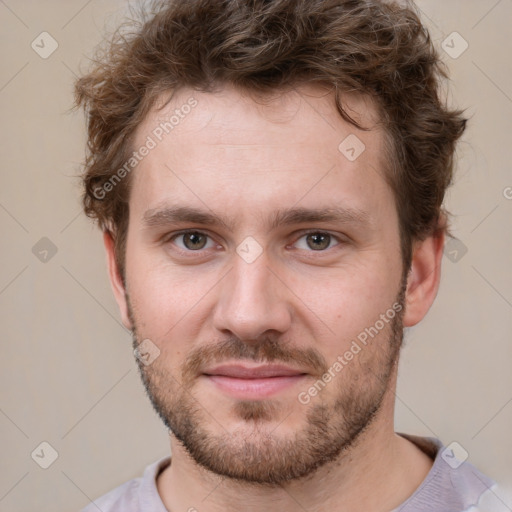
212;250;292;342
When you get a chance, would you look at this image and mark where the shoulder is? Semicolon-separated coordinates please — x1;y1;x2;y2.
469;485;512;512
80;457;171;512
81;478;141;512
395;434;497;512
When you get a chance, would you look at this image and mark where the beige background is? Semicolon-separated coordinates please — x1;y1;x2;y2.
0;1;511;511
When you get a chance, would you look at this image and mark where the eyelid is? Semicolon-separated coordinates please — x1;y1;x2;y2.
163;228;348;253
290;230;346;250
165;229;219;252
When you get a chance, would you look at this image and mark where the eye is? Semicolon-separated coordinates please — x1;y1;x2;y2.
294;232;341;251
169;231;216;251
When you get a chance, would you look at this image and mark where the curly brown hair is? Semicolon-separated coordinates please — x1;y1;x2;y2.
74;0;466;279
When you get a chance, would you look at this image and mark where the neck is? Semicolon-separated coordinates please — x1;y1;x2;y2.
157;383;433;512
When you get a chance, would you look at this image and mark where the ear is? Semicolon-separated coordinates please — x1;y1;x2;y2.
103;230;133;330
403;231;445;327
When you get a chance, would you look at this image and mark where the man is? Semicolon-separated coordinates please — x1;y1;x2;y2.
75;0;498;510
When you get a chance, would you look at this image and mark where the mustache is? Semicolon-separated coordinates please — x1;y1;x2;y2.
180;336;329;385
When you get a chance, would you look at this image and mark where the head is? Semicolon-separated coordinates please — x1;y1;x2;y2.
75;0;466;485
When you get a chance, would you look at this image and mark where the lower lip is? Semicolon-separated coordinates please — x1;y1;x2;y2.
204;374;307;399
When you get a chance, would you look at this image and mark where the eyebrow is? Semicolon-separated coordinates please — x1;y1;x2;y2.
142;205;370;232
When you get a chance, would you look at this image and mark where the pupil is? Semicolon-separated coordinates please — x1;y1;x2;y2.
308;233;329;250
185;232;206;250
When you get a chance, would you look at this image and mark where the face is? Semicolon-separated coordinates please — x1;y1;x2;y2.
112;84;414;484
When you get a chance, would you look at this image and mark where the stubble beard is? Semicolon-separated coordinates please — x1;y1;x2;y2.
129;285;406;486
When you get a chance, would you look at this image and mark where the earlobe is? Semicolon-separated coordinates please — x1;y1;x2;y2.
103;230;133;330
403;231;445;327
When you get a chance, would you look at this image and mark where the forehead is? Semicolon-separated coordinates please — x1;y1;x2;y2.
136;83;382;154
129;83;393;229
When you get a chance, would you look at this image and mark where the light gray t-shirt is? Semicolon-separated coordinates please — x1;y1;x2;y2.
82;434;500;512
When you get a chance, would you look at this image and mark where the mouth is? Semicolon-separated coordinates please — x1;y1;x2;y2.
202;363;308;399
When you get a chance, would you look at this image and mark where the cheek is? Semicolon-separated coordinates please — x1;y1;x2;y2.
128;269;207;334
290;260;401;353
124;244;227;367
124;238;191;334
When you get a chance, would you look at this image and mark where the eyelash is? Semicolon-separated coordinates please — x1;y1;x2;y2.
165;229;344;255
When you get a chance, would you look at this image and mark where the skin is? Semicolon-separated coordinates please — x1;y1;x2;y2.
104;83;445;511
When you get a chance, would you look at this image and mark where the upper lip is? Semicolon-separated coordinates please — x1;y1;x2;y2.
203;363;307;379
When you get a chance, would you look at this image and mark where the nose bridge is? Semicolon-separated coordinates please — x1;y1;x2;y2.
213;249;291;339
231;254;272;307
